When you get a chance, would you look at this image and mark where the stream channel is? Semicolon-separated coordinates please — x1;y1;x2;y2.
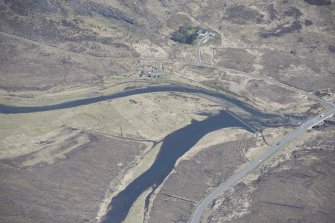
0;84;283;223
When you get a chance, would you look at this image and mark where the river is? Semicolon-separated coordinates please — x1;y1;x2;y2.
102;110;253;223
0;84;281;223
0;85;276;119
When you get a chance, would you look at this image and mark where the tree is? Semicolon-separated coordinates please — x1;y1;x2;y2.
171;24;198;44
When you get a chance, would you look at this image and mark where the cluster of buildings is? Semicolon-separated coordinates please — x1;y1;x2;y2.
196;28;215;37
139;70;164;78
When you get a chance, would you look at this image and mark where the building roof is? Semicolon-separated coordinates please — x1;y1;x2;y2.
197;28;207;35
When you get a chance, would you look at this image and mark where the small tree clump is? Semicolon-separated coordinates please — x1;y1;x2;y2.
171;24;199;45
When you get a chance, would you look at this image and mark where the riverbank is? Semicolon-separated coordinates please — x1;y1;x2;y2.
146;126;289;223
0;80;293;223
0;90;225;223
0;68;320;116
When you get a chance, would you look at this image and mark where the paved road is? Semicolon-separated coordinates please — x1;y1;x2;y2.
196;34;213;65
190;107;335;223
4;28;334;222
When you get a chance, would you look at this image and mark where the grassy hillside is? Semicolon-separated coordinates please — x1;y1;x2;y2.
1;0;334;92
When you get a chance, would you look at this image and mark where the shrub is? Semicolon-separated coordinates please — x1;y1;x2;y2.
171;24;198;44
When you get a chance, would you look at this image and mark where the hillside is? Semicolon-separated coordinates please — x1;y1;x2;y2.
0;1;334;223
1;0;334;93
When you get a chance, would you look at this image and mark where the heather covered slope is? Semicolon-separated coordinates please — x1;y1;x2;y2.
1;0;334;93
0;1;334;223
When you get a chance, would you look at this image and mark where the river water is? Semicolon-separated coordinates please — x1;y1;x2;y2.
0;85;276;119
0;84;280;223
102;110;252;223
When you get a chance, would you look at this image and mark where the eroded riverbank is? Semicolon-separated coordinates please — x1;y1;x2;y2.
0;85;289;223
102;110;252;223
